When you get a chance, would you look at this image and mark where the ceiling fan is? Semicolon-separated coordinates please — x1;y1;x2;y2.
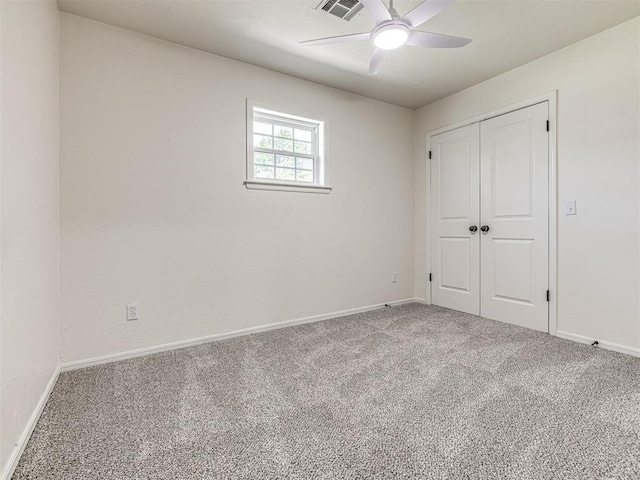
300;0;471;75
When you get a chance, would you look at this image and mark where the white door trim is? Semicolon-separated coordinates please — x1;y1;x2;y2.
425;91;558;335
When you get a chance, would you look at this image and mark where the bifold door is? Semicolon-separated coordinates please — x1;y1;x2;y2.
430;102;549;332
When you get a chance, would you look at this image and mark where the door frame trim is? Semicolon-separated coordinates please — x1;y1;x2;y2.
425;91;558;334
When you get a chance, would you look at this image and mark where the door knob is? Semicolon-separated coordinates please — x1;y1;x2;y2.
469;225;478;233
480;225;490;233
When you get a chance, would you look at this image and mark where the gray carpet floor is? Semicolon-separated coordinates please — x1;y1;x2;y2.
13;304;640;479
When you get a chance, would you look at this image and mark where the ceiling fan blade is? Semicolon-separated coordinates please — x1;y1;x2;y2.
359;0;392;24
406;31;471;48
300;32;371;46
402;0;454;27
369;49;387;75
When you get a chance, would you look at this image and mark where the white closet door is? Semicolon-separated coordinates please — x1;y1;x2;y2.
430;124;480;315
479;102;549;332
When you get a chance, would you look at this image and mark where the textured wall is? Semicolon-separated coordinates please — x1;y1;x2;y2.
414;18;640;351
0;0;60;475
59;14;415;363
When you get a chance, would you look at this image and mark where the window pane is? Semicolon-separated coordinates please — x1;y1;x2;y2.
296;170;314;183
254;165;274;179
274;137;293;151
294;129;312;142
254;134;273;149
274;126;293;139
276;155;295;168
254;121;272;135
250;106;323;189
296;157;313;170
294;141;311;154
254;152;275;166
275;168;296;181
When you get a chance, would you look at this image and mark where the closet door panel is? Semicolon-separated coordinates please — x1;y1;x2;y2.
479;102;549;332
430;124;480;315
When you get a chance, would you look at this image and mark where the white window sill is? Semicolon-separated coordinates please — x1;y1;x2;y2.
244;180;332;194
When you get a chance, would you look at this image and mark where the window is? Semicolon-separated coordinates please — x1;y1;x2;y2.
245;101;330;193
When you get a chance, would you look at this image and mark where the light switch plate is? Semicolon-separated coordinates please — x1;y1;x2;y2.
565;200;577;216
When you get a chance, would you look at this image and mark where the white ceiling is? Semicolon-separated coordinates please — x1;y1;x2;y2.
57;0;640;109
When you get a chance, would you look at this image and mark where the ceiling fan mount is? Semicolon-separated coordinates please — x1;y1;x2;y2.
301;0;471;75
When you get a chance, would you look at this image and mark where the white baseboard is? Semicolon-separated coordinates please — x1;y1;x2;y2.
61;298;421;372
555;330;640;358
1;366;60;480
412;298;430;305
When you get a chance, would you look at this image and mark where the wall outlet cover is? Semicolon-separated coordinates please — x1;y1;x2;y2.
126;303;138;321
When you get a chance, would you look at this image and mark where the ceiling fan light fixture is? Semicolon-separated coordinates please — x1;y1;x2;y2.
301;0;471;75
373;23;410;50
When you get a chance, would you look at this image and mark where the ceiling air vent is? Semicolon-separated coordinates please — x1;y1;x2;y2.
317;0;364;21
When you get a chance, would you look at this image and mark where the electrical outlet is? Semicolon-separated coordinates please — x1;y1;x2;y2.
391;272;398;283
126;303;138;321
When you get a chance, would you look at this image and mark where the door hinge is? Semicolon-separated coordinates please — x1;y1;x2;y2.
428;150;432;159
546;120;549;132
429;273;432;282
546;290;550;302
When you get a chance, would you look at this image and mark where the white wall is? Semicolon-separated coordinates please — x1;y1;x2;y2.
414;18;640;351
59;14;415;363
0;0;59;475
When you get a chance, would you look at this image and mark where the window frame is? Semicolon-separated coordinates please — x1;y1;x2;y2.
245;100;331;194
